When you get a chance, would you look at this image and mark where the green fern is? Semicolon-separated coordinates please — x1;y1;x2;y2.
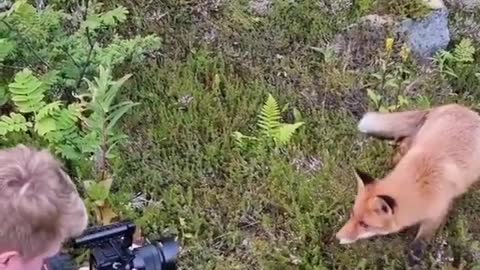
257;93;281;136
234;93;304;150
0;113;32;135
436;38;476;78
37;101;62;120
8;68;47;113
274;122;304;145
453;38;475;63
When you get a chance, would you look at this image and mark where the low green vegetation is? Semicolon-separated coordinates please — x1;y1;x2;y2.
2;0;480;269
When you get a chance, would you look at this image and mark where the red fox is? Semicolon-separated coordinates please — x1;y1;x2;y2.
335;104;480;264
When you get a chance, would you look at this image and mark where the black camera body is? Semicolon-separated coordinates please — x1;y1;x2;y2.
43;221;180;270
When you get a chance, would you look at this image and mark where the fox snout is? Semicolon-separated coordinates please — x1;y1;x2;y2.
335;222;358;245
336;234;356;245
336;224;380;245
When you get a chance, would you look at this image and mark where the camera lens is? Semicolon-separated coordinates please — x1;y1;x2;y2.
133;238;180;270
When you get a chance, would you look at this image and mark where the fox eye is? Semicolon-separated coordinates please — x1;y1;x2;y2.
359;220;369;228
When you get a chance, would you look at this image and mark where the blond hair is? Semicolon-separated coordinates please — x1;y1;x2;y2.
0;145;88;259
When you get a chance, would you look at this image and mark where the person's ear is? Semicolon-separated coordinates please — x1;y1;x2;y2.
0;251;19;269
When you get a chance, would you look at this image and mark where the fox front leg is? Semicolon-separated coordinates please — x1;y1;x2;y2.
407;213;448;267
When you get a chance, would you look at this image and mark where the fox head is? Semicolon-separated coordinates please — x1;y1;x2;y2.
335;168;398;244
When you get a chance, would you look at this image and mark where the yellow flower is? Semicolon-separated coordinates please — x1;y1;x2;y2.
385;38;394;52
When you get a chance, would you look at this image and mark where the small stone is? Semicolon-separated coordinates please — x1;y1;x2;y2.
422;0;446;9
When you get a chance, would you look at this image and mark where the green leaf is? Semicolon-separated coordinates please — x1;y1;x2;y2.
103;73;132;110
453;38;475;63
0;122;8;136
105;101;139;131
0;112;31;135
293;107;302;122
81;6;129;31
101;6;129;26
35;116;56;136
85;181;110;205
0;85;9;106
8;68;48;113
273;122;304;145
257;93;281;135
367;89;381;107
37;101;62;120
82;14;102;30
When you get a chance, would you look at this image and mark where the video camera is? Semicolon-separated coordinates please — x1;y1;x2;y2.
42;221;180;270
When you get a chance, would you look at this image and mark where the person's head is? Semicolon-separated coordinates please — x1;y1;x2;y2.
0;145;88;270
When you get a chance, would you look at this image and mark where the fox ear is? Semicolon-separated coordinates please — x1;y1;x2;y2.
354;167;375;190
376;195;396;215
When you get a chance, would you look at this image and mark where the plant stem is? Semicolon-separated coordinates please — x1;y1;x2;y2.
75;0;96;90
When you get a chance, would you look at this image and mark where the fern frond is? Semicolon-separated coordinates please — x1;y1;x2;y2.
453;38;475;63
37;101;62;120
8;68;47;113
257;93;281;135
273;122;304;145
35;116;57;136
0;113;32;135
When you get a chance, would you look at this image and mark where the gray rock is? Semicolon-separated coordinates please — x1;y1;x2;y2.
0;0;12;12
399;9;450;61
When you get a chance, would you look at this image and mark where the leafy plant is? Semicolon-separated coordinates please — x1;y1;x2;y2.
233;93;304;151
0;0;154;225
0;65;136;225
366;38;414;112
436;38;475;78
435;38;480;94
0;0;161;99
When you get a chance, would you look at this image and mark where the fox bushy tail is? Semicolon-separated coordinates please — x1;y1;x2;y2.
357;109;429;140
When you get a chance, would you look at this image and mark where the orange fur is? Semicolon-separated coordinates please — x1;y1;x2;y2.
336;104;480;262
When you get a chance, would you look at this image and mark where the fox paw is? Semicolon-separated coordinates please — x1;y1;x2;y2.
407;240;427;267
